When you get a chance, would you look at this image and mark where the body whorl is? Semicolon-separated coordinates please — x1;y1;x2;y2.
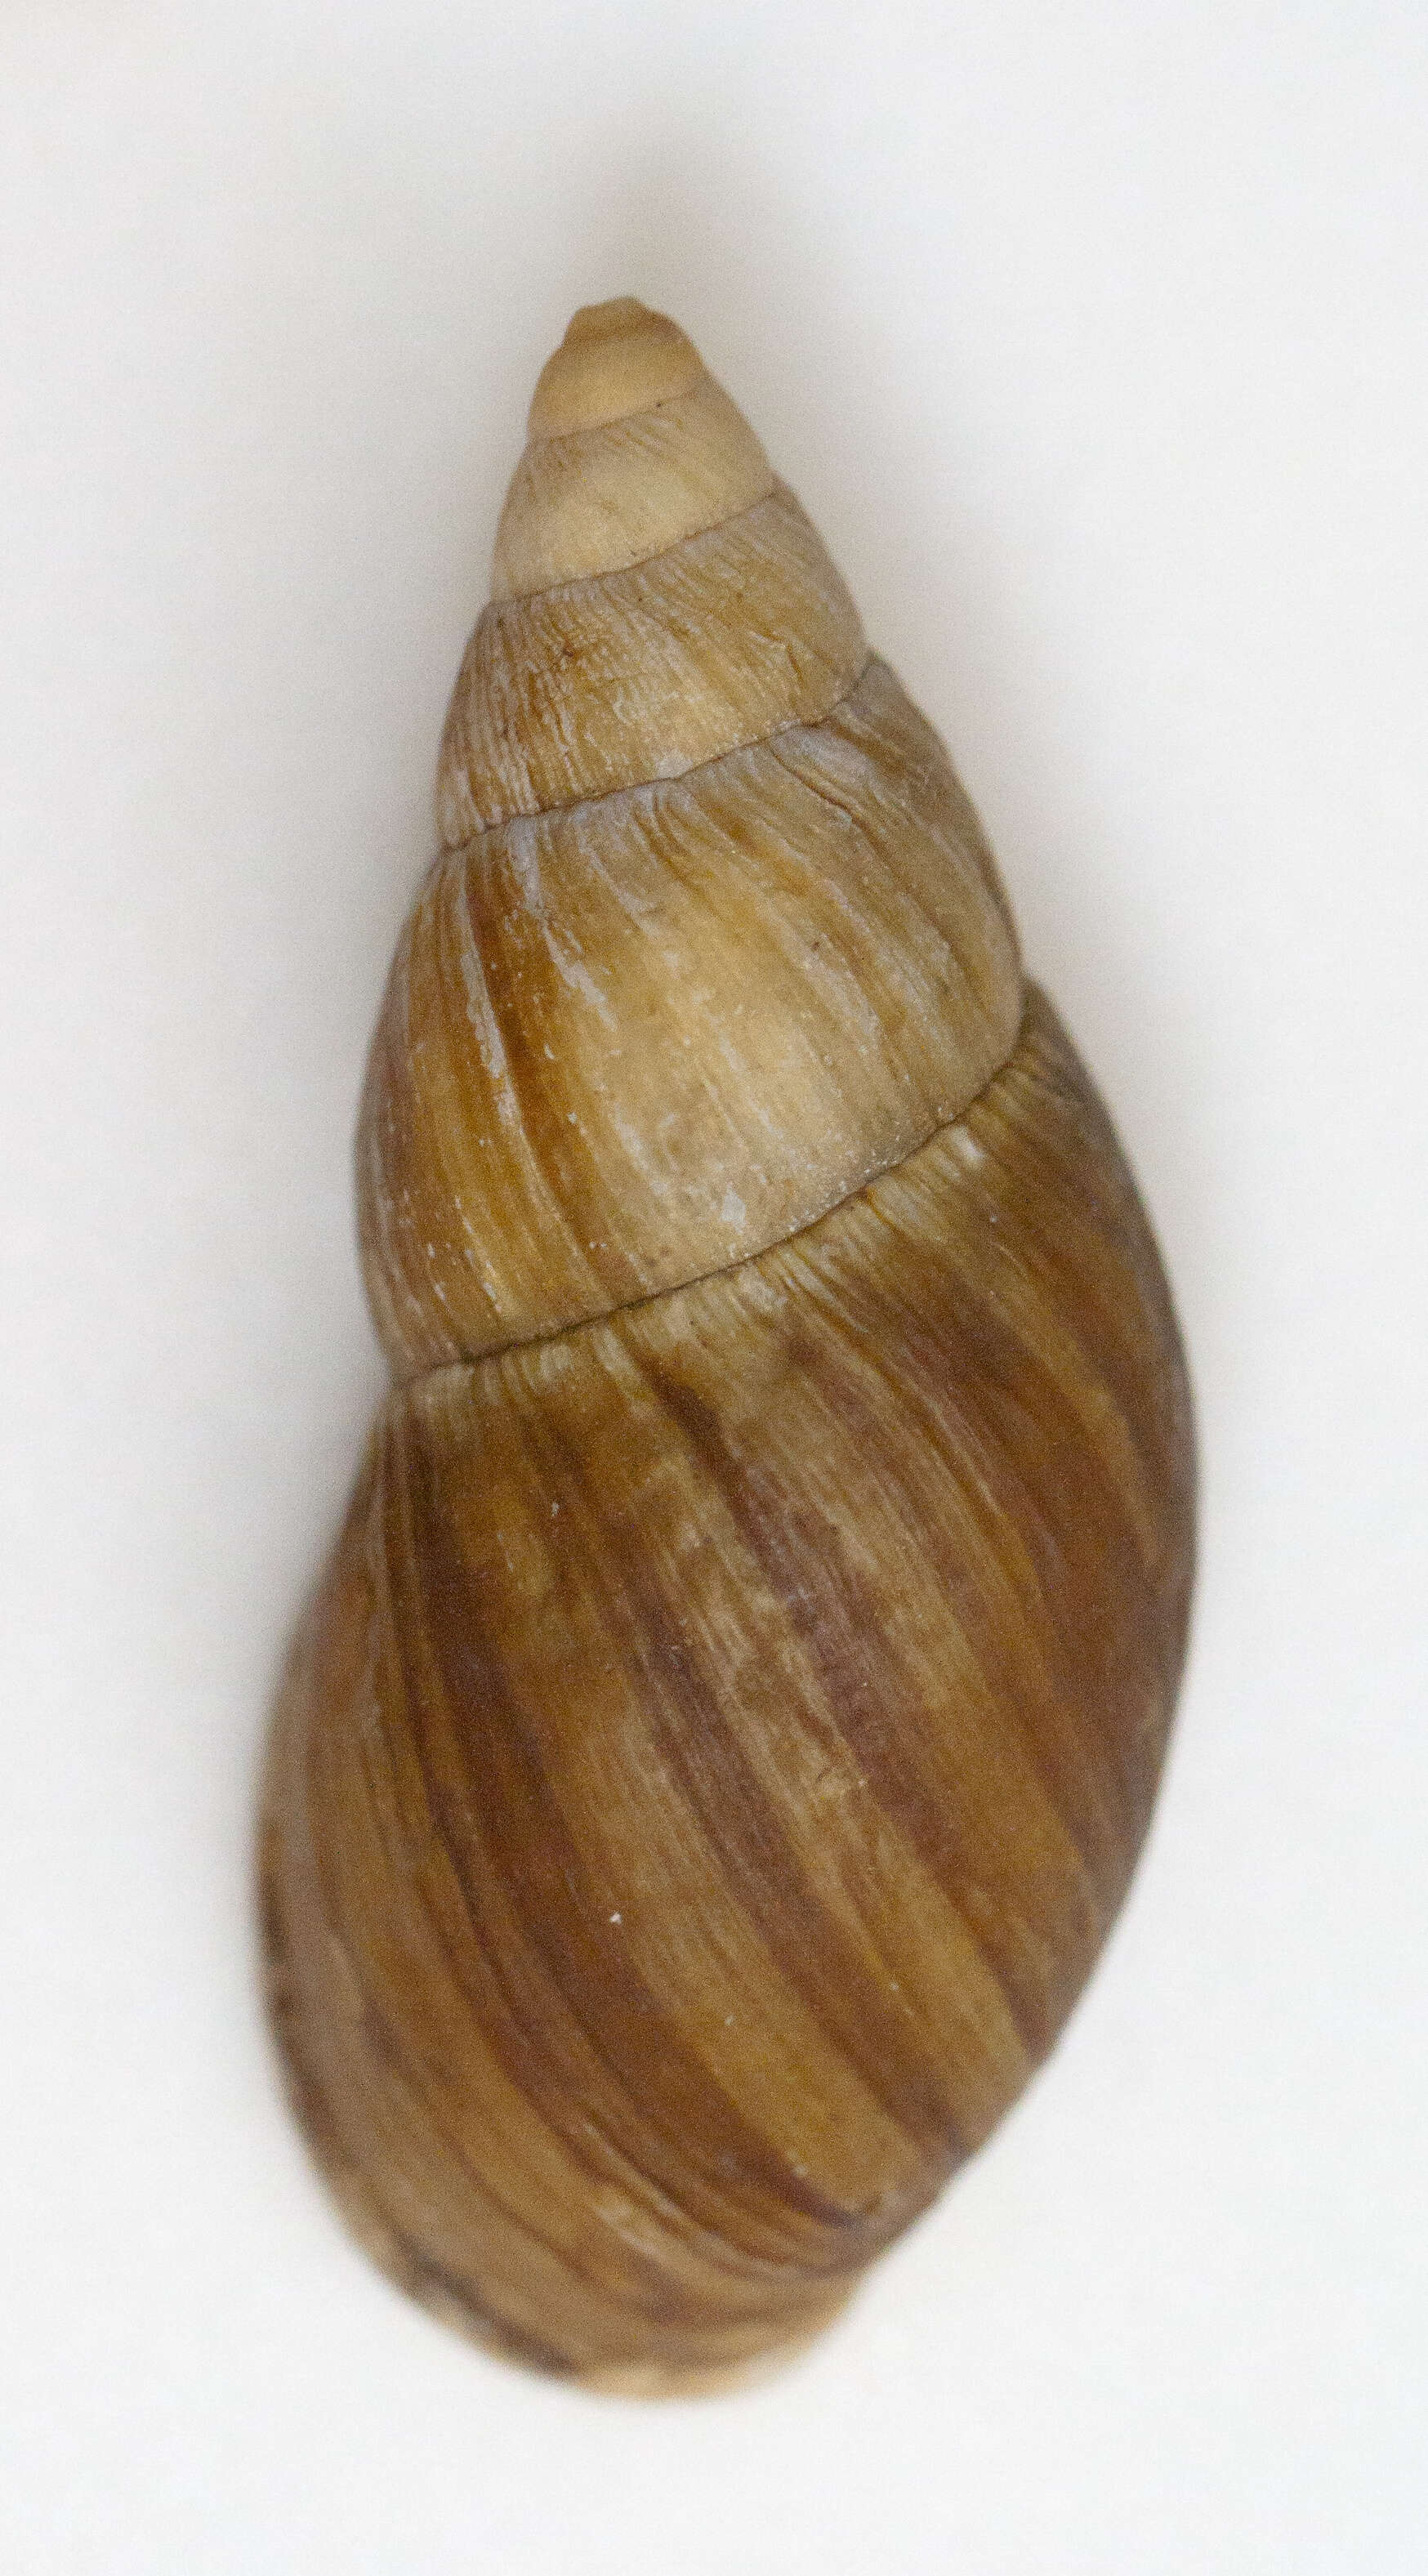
262;300;1195;2393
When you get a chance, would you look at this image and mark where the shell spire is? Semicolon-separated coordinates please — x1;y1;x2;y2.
363;302;1022;1377
438;298;866;836
495;298;774;595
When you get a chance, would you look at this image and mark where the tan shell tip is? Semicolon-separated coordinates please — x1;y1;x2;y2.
527;298;705;440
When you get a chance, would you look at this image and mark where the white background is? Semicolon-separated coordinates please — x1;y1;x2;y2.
2;5;1424;2570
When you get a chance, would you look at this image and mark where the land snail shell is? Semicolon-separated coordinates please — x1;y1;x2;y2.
261;298;1196;2397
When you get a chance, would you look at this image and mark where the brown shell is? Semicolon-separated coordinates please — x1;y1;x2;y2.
261;298;1195;2395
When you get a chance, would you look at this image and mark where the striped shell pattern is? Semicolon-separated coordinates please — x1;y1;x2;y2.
261;300;1195;2395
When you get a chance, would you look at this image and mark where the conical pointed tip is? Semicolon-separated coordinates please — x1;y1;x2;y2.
527;298;705;440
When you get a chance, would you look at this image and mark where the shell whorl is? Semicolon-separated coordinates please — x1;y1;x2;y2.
363;301;1022;1375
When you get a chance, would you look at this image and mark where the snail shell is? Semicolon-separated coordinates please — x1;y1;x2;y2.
261;299;1195;2396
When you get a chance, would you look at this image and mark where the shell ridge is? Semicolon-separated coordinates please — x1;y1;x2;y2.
441;486;867;838
498;476;791;616
761;730;1018;1033
436;651;872;867
778;1238;1122;1923
387;989;1036;1387
499;1366;979;2186
613;1334;1045;2092
386;1397;886;2254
